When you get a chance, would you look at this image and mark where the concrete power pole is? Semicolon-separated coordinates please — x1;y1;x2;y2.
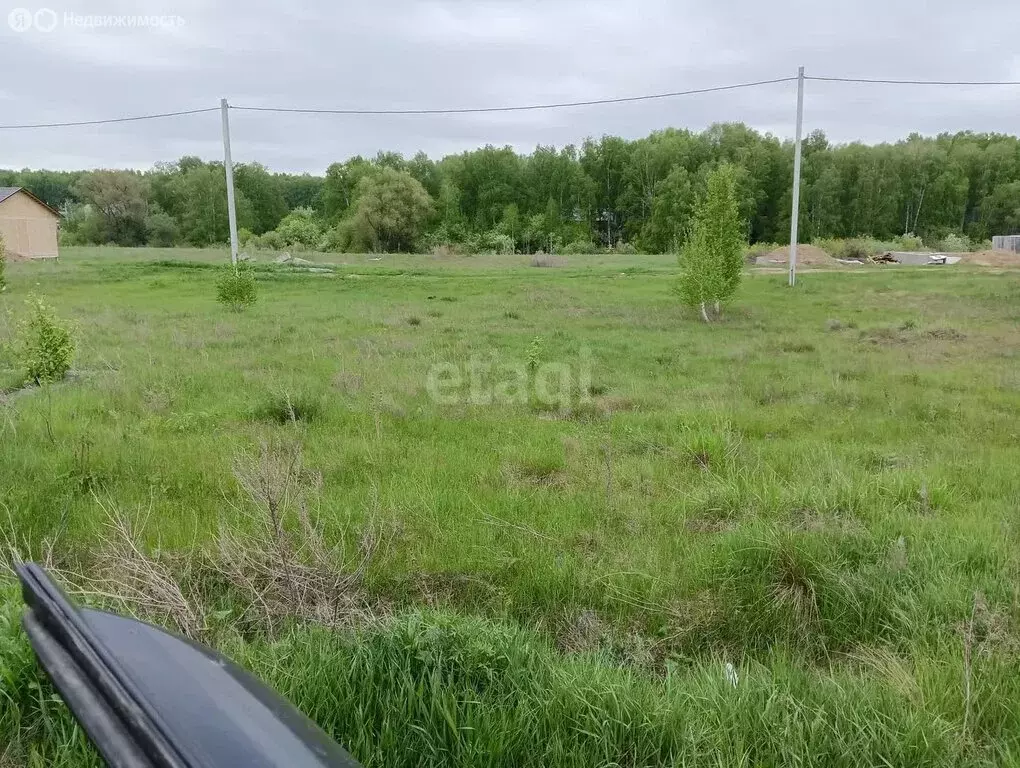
220;98;240;266
788;67;805;287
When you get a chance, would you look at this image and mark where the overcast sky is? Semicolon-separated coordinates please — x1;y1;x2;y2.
2;0;1019;173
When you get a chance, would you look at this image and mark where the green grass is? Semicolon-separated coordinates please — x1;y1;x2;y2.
2;247;1020;766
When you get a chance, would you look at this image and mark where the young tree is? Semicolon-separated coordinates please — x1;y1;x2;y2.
676;219;717;323
676;164;745;322
702;164;745;312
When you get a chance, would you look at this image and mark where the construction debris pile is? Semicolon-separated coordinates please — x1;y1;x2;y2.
755;246;1019;269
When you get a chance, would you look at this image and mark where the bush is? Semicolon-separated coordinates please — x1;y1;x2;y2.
835;239;871;261
746;241;780;260
252;230;285;251
274;208;322;249
318;224;352;253
15;296;75;384
896;233;925;251
816;237;903;259
237;228;255;248
216;264;258;311
560;239;598;255
936;233;970;253
613;241;638;255
144;205;180;247
469;230;514;255
59;202;105;246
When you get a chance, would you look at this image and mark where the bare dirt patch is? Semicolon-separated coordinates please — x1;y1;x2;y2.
758;245;838;268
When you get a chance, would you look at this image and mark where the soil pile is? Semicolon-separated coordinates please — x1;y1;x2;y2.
958;250;1020;267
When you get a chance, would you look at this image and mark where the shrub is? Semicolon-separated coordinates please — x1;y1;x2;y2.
274;208;323;249
936;233;970;253
613;241;638;255
216;264;258;311
560;239;598;255
896;233;925;251
16;296;75;384
835;239;871;261
237;228;255;248
252;230;285;251
470;230;514;255
144;205;180;247
746;242;780;260
817;237;901;259
318;224;352;253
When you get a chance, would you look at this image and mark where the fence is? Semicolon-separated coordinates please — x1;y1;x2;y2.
991;236;1020;253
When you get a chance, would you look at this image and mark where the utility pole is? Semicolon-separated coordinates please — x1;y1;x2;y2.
788;66;805;287
220;98;239;266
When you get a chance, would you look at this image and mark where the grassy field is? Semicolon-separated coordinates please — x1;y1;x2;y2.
1;247;1019;766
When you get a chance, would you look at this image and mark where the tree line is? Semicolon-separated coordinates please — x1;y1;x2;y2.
3;123;1018;254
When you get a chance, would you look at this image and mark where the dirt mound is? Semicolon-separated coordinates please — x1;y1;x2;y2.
759;245;837;267
958;250;1020;268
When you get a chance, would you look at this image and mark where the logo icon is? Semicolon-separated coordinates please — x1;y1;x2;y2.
33;7;57;31
8;7;33;31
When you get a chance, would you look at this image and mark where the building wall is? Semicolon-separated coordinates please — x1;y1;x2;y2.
0;192;59;259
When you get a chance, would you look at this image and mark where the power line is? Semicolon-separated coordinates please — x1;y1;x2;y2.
808;75;1020;86
0;106;220;130
229;77;798;116
3;73;1019;130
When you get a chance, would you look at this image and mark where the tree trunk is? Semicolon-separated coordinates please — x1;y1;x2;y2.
913;184;927;233
713;300;721;317
699;302;710;323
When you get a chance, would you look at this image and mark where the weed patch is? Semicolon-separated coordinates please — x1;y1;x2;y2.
252;393;322;424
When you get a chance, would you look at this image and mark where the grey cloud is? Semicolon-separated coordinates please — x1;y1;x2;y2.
1;0;1018;172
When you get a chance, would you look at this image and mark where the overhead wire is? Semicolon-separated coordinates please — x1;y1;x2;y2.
807;75;1020;86
228;77;798;116
0;107;220;130
0;77;797;129
2;73;1018;130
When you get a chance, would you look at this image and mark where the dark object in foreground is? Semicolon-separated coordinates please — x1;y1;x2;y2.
17;563;362;768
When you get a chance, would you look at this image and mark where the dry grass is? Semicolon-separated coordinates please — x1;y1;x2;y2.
214;438;380;633
78;498;202;637
1;438;383;640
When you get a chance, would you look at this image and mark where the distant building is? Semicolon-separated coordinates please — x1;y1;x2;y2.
0;187;60;260
992;235;1020;253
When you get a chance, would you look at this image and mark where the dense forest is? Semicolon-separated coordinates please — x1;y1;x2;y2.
3;123;1019;253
